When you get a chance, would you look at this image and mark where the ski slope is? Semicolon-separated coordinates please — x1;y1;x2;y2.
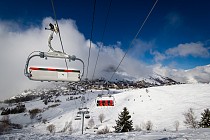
1;83;210;139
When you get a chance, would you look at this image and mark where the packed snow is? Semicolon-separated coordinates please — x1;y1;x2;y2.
1;129;210;140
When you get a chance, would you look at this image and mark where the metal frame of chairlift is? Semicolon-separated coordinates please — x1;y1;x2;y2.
24;23;84;82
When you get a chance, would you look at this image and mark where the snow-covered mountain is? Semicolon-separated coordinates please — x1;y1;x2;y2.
183;64;210;83
1;83;210;139
153;64;210;84
101;64;210;84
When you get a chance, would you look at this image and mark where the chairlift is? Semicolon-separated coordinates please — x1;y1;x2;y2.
77;111;82;114
24;23;84;82
85;115;90;119
83;107;88;110
85;111;90;114
75;116;81;120
96;94;115;106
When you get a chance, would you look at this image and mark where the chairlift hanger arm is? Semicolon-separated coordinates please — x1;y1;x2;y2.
45;23;60;52
45;24;85;76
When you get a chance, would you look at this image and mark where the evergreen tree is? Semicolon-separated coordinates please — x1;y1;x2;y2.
114;107;133;132
199;108;210;128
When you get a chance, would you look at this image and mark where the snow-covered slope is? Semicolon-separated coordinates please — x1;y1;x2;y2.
1;83;210;139
90;84;209;131
1;129;210;140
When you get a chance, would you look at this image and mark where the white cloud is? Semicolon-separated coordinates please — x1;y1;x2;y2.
166;42;210;58
152;64;188;82
150;42;210;63
129;39;154;58
152;64;210;83
150;50;166;62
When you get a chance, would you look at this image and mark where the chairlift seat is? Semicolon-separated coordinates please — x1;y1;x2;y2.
29;67;80;82
85;115;90;119
75;117;81;120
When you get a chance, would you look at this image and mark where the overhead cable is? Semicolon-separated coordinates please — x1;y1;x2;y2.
109;0;159;81
92;0;112;81
86;0;97;79
51;0;69;69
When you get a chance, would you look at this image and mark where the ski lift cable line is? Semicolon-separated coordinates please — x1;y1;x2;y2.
92;0;113;81
86;0;97;79
50;0;68;70
109;0;159;81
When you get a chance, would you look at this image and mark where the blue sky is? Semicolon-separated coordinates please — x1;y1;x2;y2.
1;0;210;69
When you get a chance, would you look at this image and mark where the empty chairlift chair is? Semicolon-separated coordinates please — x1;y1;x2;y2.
75;115;81;120
85;114;90;119
24;23;84;82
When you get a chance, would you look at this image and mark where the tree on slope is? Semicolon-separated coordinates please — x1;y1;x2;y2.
0;115;11;133
183;108;198;128
114;107;133;132
199;108;210;128
99;113;105;123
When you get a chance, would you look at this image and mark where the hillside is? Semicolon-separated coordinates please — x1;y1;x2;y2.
1;83;210;139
